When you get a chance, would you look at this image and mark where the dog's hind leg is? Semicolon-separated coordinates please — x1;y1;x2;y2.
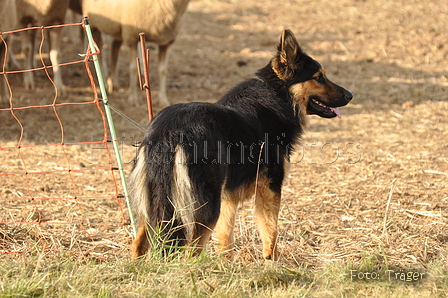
190;223;216;256
254;177;281;260
214;194;239;256
131;220;150;259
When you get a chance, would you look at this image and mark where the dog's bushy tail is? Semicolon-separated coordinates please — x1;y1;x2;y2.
171;145;197;243
128;147;151;229
129;144;197;250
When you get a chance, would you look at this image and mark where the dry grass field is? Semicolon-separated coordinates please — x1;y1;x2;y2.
1;0;447;296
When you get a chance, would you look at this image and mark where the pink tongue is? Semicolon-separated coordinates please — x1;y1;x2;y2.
330;107;341;118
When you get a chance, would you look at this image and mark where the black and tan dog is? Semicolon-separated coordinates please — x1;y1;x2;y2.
129;29;352;260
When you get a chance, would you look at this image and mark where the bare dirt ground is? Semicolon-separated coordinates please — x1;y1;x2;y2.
1;0;447;270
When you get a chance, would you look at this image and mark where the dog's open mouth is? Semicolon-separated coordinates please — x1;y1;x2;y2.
309;98;341;118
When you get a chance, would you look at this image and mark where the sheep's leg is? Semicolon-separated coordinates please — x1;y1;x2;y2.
48;26;64;94
157;43;172;106
7;35;20;69
23;30;35;90
0;42;7;102
108;39;122;94
127;44;139;102
66;10;82;45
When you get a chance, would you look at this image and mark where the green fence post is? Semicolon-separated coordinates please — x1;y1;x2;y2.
83;17;137;237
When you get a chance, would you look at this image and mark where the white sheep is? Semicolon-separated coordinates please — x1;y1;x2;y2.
15;0;68;93
81;0;191;106
0;0;17;103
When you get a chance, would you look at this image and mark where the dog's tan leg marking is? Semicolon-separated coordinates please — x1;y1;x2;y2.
131;221;150;259
254;177;281;260
215;184;255;258
191;224;216;256
215;193;239;256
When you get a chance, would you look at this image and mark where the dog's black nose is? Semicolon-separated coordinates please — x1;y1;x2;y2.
345;91;353;102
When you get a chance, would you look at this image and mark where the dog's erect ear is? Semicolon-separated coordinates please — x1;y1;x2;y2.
279;29;301;65
274;29;303;81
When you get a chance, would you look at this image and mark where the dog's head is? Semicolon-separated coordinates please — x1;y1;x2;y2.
272;29;353;119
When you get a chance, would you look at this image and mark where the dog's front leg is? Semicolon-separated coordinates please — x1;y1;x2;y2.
254;182;281;260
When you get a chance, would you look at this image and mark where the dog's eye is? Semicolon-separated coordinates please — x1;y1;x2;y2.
314;75;325;83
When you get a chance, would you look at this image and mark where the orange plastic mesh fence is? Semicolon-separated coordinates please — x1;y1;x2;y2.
0;22;131;258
